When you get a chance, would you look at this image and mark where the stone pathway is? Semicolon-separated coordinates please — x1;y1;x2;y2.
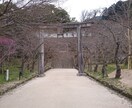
0;69;131;108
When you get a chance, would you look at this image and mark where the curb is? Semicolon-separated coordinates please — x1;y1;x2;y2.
85;72;132;100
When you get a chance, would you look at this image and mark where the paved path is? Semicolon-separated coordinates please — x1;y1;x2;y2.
0;69;132;108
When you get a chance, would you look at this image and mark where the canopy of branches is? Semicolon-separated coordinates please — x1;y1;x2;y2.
0;0;71;37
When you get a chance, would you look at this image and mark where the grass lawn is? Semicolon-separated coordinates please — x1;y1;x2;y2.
88;64;128;78
87;64;116;78
0;66;33;84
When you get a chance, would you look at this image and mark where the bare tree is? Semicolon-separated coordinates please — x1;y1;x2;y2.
80;9;101;22
0;0;61;78
102;0;132;69
81;11;126;78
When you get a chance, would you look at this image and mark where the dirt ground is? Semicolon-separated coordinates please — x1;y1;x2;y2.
0;81;22;95
109;69;132;88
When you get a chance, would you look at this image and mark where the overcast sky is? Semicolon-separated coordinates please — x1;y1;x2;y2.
60;0;126;21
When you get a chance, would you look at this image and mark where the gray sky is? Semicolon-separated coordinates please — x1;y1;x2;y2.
60;0;126;21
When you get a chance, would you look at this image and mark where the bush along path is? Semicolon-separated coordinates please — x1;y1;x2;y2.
85;70;132;100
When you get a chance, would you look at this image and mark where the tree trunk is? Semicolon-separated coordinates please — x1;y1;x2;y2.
88;64;92;72
128;29;132;69
115;64;121;78
102;64;108;78
27;63;30;70
94;64;98;72
88;58;92;72
30;59;36;72
115;42;121;78
19;58;25;80
0;63;2;74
